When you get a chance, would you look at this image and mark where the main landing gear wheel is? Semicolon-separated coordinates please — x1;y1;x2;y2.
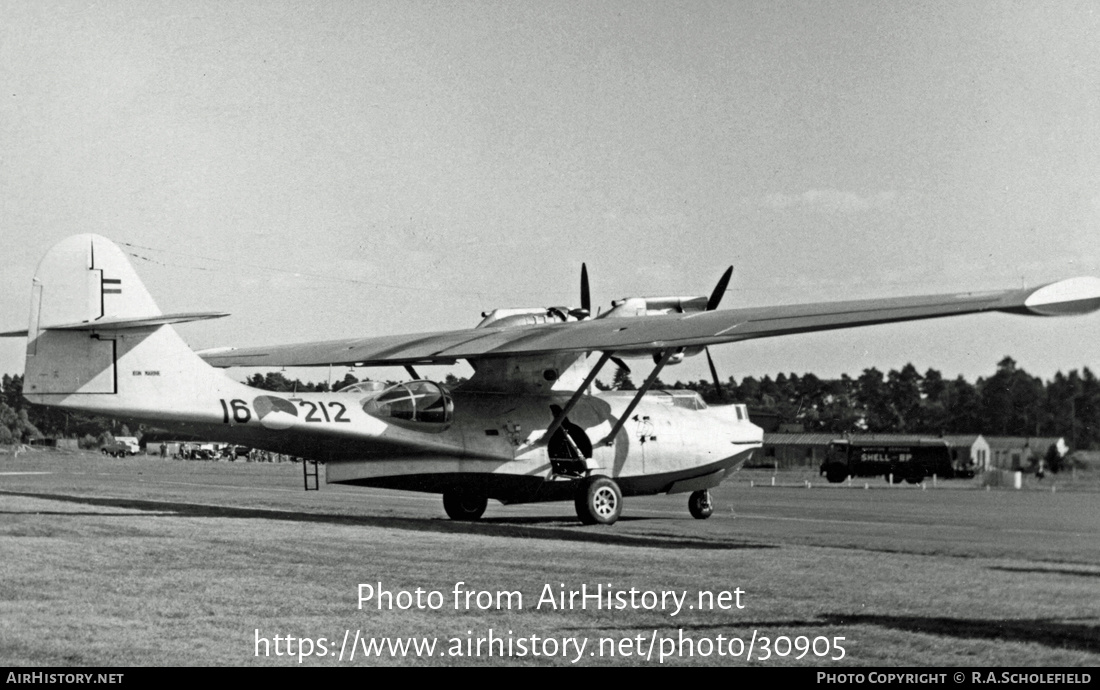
688;490;713;520
574;476;622;525
442;491;488;521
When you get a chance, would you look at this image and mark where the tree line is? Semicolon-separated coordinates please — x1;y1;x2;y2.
658;356;1100;448
3;356;1098;449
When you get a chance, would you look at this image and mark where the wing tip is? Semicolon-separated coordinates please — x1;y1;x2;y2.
1022;277;1100;316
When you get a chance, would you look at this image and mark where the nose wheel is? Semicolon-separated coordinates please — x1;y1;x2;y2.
688;490;713;519
442;491;488;521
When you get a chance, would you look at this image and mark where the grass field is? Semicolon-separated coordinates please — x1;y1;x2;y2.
1;449;1098;666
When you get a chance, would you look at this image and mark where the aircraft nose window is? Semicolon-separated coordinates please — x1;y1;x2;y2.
362;381;454;428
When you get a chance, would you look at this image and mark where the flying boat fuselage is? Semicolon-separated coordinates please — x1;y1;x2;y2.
28;373;760;504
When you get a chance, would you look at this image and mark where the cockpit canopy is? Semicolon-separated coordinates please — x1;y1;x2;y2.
361;380;454;430
337;381;387;394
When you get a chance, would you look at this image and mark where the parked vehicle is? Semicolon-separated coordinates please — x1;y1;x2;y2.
101;437;140;457
820;439;955;484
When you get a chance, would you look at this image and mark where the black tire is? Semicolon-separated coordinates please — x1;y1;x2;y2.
688;490;713;520
101;449;108;455
442;491;487;521
823;463;848;484
574;476;622;525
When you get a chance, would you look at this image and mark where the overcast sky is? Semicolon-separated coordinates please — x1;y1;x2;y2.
2;1;1098;387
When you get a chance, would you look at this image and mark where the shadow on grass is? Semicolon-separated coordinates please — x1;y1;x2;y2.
574;614;1099;653
0;490;771;551
0;511;178;517
988;565;1100;579
820;613;1100;654
476;515;651;525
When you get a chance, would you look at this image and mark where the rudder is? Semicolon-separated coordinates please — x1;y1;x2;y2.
23;235;218;409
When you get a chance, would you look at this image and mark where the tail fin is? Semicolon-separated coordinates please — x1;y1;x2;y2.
23;235;227;417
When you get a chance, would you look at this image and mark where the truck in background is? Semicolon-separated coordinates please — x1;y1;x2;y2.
820;438;957;484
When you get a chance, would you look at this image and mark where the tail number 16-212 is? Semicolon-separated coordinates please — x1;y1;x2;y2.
218;399;351;424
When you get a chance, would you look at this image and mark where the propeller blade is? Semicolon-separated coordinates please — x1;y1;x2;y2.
707;266;734;311
581;263;591;314
611;356;631;375
706;347;724;401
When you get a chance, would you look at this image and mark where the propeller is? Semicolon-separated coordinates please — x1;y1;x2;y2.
707;266;733;311
573;262;628;377
705;266;733;400
568;263;592;319
581;263;590;314
706;348;723;401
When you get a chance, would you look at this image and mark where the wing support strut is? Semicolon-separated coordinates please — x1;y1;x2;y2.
600;348;675;446
539;351;613;444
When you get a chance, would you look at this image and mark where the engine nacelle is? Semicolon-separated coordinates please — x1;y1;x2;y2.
654;350;686;365
602;295;708;318
648;346;705;365
477;307;576;329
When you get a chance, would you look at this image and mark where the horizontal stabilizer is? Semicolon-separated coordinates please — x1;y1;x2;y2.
43;312;229;331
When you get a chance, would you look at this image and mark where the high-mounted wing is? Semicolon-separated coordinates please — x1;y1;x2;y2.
200;277;1100;368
